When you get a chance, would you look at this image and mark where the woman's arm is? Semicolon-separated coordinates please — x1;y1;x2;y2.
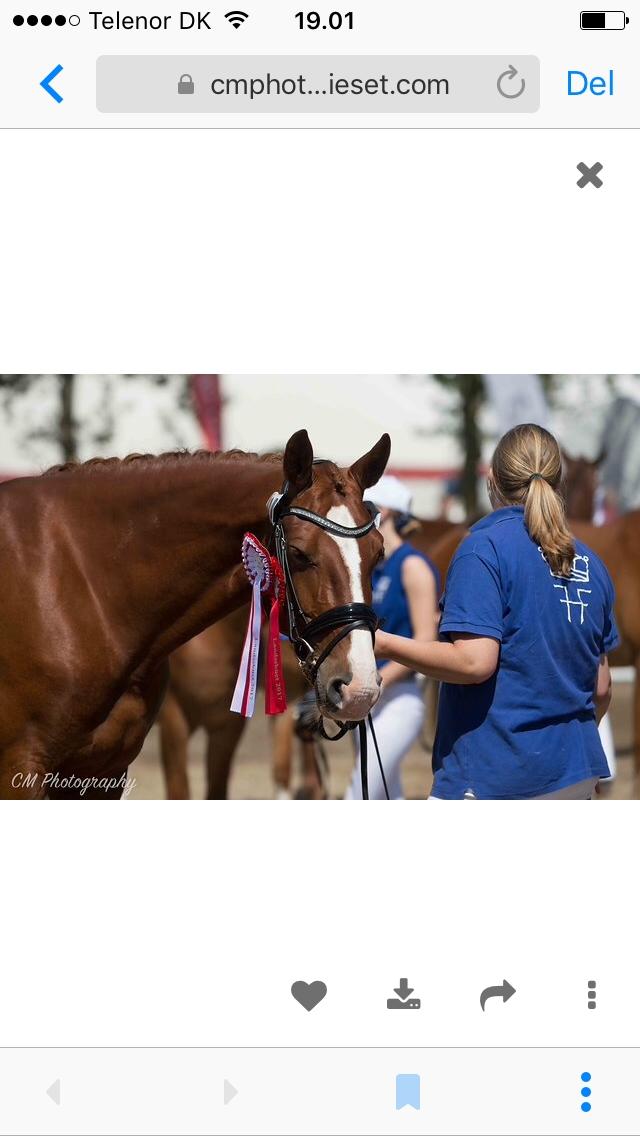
594;655;612;723
376;628;499;685
379;557;438;691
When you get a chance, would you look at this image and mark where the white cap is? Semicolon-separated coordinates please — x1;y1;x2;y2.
363;475;414;515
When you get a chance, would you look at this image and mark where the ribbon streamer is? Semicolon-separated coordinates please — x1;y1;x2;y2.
231;533;288;718
265;558;287;715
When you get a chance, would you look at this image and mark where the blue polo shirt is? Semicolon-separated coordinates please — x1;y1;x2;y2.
432;506;619;800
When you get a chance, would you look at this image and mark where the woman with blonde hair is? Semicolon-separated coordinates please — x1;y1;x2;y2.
375;424;619;800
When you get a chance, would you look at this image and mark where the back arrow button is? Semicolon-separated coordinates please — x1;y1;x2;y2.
41;64;64;103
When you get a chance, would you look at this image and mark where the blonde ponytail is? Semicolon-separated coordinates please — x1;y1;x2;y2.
491;424;575;578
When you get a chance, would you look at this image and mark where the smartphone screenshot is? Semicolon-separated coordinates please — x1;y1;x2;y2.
0;3;638;1135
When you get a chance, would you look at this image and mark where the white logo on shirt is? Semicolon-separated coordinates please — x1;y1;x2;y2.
553;584;592;624
538;547;591;623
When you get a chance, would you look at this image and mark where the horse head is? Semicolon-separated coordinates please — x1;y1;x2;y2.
277;429;390;722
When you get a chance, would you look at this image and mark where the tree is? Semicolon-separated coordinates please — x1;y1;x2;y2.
432;374;485;516
0;374;187;466
0;374;83;462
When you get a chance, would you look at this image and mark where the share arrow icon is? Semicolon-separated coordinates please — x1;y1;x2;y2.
480;979;516;1011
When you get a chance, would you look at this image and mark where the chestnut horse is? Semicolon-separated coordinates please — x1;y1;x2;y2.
0;430;389;799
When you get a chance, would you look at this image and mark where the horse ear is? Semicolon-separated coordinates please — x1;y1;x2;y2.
349;434;391;492
283;429;314;494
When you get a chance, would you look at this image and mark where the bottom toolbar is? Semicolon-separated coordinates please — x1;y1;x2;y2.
0;1046;636;1136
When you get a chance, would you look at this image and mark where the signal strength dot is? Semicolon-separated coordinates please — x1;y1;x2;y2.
225;10;249;28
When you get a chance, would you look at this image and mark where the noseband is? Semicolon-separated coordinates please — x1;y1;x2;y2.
268;482;389;800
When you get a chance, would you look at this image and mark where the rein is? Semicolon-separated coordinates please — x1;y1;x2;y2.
268;486;389;800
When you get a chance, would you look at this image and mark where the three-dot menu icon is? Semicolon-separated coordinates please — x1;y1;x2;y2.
587;979;597;1009
580;1072;592;1113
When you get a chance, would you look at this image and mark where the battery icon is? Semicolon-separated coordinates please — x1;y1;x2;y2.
580;10;629;28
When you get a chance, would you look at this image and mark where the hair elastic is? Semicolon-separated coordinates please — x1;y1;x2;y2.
528;472;546;485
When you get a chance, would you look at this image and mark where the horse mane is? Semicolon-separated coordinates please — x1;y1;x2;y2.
42;448;283;477
41;449;349;496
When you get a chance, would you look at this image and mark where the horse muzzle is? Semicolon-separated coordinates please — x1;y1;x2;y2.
315;658;382;722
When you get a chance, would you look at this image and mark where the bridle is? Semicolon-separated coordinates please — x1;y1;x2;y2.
268;471;389;800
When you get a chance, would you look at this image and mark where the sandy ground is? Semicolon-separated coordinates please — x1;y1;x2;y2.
127;678;638;800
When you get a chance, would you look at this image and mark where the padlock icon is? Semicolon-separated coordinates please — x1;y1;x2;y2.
178;74;195;95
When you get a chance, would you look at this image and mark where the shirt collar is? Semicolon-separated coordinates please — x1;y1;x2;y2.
471;505;524;532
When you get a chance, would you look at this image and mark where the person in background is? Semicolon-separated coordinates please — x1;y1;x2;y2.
375;425;619;800
344;476;440;800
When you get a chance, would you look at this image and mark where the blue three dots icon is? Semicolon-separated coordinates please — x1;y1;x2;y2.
580;1071;592;1113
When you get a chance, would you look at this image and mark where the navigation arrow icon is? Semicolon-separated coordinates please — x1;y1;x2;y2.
46;1079;61;1106
40;64;64;104
480;979;516;1012
223;1079;238;1105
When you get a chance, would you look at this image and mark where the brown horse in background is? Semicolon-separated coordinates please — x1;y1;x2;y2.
0;430;390;798
573;512;640;777
562;449;605;522
160;614;307;799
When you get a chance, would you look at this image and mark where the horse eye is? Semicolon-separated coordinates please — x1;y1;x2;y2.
289;545;315;568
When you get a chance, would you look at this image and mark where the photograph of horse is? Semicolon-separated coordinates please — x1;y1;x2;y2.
1;373;637;801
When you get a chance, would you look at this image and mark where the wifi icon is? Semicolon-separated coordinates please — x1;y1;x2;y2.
225;10;249;28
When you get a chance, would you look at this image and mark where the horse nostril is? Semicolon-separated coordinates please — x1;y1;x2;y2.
326;675;350;708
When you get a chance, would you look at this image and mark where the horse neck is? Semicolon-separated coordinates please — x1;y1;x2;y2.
94;457;282;666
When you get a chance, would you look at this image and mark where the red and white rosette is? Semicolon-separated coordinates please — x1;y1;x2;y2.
230;533;288;718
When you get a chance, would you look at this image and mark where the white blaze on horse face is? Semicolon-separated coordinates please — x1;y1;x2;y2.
325;505;380;705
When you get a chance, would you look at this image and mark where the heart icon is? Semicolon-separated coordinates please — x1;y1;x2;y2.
291;980;327;1012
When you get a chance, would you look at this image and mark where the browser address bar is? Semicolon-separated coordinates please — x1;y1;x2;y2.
96;56;540;114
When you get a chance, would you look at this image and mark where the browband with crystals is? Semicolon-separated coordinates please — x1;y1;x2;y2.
278;505;377;540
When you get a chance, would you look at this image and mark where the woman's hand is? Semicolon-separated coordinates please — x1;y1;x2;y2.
374;629;391;659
